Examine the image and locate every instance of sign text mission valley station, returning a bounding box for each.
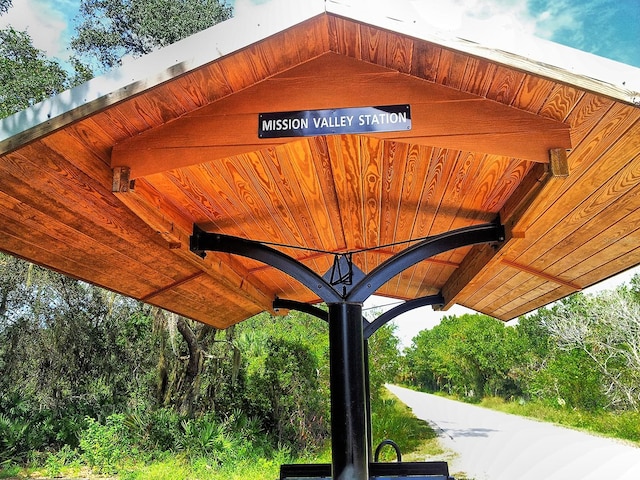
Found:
[258,105,411,138]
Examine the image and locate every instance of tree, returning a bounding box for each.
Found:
[404,313,521,399]
[0,254,159,453]
[240,311,330,450]
[0,0,11,15]
[72,0,233,71]
[542,290,640,410]
[0,28,70,118]
[368,324,401,399]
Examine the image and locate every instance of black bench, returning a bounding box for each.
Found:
[280,461,454,479]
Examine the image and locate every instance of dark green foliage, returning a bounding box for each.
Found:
[72,0,233,71]
[0,0,11,15]
[368,324,401,399]
[240,312,330,451]
[0,254,338,469]
[0,28,70,118]
[526,348,607,410]
[403,275,640,414]
[403,314,521,400]
[246,337,326,449]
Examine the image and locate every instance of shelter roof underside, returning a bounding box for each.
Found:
[1,9,639,327]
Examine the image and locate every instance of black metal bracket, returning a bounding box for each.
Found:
[328,253,354,286]
[189,220,504,305]
[346,220,504,303]
[273,294,445,340]
[273,298,329,322]
[363,294,444,339]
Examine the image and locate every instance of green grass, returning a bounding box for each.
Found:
[478,396,640,445]
[0,393,450,479]
[371,392,445,462]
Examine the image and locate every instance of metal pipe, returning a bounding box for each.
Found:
[328,302,369,480]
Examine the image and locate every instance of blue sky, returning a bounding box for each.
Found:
[1,0,639,69]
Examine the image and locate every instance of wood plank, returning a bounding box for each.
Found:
[409,40,441,82]
[464,115,640,316]
[268,143,336,250]
[486,65,526,105]
[165,63,233,111]
[241,150,309,247]
[436,49,469,90]
[148,273,264,328]
[440,156,562,309]
[114,183,274,309]
[572,245,640,292]
[512,75,558,114]
[383,30,414,74]
[287,15,331,62]
[538,84,584,122]
[381,140,417,296]
[460,57,497,97]
[541,166,640,282]
[327,15,361,59]
[492,282,575,320]
[0,184,199,301]
[409,147,459,240]
[359,24,387,66]
[0,148,184,276]
[394,144,436,297]
[378,141,410,249]
[193,159,285,242]
[360,136,384,273]
[0,207,165,299]
[326,135,366,250]
[308,137,348,251]
[511,107,640,269]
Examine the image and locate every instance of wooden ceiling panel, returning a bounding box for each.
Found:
[1,5,639,326]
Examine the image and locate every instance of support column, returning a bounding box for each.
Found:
[328,302,369,480]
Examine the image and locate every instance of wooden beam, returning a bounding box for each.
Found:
[549,147,570,177]
[113,179,275,310]
[439,149,570,310]
[112,166,133,193]
[500,259,582,290]
[111,55,571,177]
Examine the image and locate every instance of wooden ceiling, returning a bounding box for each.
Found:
[1,1,639,328]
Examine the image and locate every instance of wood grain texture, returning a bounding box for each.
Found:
[2,11,640,326]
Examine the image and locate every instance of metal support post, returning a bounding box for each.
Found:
[190,219,505,480]
[328,302,369,480]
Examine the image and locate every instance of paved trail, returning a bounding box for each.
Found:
[386,385,640,480]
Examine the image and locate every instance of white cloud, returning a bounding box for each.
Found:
[0,0,72,60]
[410,0,539,50]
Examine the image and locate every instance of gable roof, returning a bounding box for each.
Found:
[1,0,639,327]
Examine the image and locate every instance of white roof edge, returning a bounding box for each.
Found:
[327,0,640,106]
[0,0,326,152]
[2,0,639,153]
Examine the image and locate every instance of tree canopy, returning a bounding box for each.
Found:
[0,27,70,118]
[72,0,233,71]
[403,277,640,412]
[0,0,11,15]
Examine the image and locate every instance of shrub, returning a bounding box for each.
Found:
[44,444,80,477]
[79,414,132,473]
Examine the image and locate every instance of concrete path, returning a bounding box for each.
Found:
[386,385,640,480]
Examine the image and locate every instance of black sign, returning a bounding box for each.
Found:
[258,104,411,138]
